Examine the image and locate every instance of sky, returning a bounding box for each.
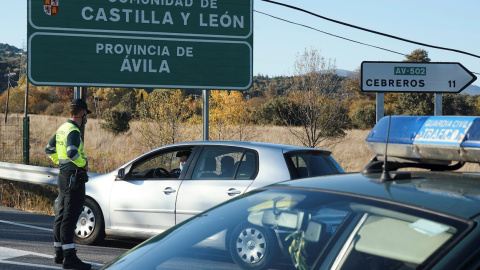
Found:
[2,0,480,87]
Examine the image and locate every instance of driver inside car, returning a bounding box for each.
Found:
[177,151,191,171]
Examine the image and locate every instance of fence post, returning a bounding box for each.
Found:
[23,116,30,165]
[23,81,30,165]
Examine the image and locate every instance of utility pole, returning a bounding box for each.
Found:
[4,71,10,124]
[21,42,30,164]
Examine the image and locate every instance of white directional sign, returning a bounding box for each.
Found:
[361,62,477,93]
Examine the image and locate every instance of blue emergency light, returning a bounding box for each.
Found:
[366,116,480,164]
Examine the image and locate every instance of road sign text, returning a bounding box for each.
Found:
[394,67,426,76]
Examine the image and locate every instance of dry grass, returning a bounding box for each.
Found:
[21,114,480,174]
[329,130,373,172]
[27,115,374,173]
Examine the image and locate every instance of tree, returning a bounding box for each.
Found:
[210,90,253,141]
[55,87,74,104]
[282,48,349,148]
[137,89,196,148]
[442,94,475,115]
[394,49,434,115]
[101,109,132,134]
[404,49,431,63]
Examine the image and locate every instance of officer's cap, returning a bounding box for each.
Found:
[70,99,92,114]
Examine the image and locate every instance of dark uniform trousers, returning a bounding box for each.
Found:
[54,170,86,246]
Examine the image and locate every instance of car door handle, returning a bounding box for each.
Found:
[163,187,176,195]
[227,188,241,196]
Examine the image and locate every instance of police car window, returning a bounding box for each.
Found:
[244,195,462,270]
[331,205,458,270]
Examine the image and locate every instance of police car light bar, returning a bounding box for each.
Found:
[366,116,480,164]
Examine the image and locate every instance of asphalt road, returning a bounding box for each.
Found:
[0,206,143,270]
[0,206,296,269]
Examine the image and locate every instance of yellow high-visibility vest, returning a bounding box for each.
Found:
[55,122,87,168]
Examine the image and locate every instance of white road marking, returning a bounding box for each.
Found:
[0,221,104,268]
[0,246,52,260]
[0,246,59,269]
[0,260,62,269]
[0,219,52,232]
[0,247,103,268]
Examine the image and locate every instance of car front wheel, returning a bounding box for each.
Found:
[73,197,106,245]
[229,222,277,270]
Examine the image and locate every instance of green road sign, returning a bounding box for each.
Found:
[28,0,253,89]
[30,0,252,39]
[29,33,252,89]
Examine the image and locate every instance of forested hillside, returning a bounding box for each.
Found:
[0,43,24,92]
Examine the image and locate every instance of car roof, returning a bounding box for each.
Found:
[272,171,480,220]
[156,141,332,154]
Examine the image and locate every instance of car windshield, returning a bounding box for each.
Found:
[102,188,467,270]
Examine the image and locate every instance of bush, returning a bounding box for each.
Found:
[256,97,290,125]
[44,103,67,116]
[31,100,51,114]
[101,108,132,134]
[351,105,376,129]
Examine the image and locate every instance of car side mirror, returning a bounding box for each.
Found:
[117,168,125,180]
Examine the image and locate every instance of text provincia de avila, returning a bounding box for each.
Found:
[81,0,247,74]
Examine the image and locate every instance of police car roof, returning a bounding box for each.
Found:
[272,171,480,220]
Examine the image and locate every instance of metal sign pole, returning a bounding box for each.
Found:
[203,90,209,141]
[434,93,442,116]
[376,92,385,123]
[74,87,87,141]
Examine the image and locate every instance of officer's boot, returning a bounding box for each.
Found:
[54,247,63,264]
[62,248,91,270]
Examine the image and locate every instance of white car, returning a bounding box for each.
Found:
[50,142,341,244]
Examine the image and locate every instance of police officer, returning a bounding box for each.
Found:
[45,99,91,270]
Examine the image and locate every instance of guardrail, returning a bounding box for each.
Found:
[0,162,58,187]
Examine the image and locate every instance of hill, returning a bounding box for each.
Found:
[0,43,24,92]
[461,84,480,95]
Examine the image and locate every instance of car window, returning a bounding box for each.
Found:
[103,189,467,270]
[192,146,257,180]
[285,151,343,179]
[129,148,193,179]
[329,206,457,270]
